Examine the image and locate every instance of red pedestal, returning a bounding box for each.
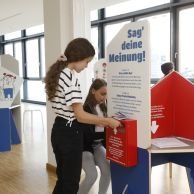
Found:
[106,119,137,167]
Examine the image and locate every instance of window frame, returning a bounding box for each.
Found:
[91,0,194,83]
[0,29,45,104]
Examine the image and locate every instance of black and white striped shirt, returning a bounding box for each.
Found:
[51,68,83,121]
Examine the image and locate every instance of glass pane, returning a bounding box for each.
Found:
[14,42,23,77]
[4,43,13,56]
[26,24,44,36]
[91,27,98,61]
[179,7,194,78]
[40,38,45,77]
[90,10,98,21]
[4,31,21,40]
[105,21,131,47]
[106,0,170,17]
[20,83,24,99]
[26,39,40,77]
[90,27,99,79]
[138,13,170,78]
[26,80,46,102]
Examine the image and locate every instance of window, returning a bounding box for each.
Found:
[26,24,44,36]
[179,6,194,78]
[4,31,21,40]
[92,0,194,83]
[138,12,170,78]
[14,42,23,77]
[106,0,170,17]
[40,37,45,77]
[90,10,98,21]
[25,37,46,102]
[4,43,13,56]
[26,39,40,78]
[105,21,131,47]
[26,80,46,102]
[1,25,46,103]
[90,27,99,79]
[91,27,99,61]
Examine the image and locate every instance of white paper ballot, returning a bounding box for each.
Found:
[113,112,131,120]
[152,137,190,148]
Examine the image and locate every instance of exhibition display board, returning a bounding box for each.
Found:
[93,58,107,80]
[0,54,22,152]
[107,20,151,149]
[151,71,194,194]
[151,71,194,140]
[106,20,194,194]
[106,20,151,194]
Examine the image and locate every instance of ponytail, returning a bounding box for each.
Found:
[44,60,67,101]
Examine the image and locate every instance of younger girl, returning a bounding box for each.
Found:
[44,38,120,194]
[78,78,111,194]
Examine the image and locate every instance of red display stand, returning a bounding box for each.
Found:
[151,71,194,140]
[109,71,194,194]
[150,71,194,194]
[106,119,137,167]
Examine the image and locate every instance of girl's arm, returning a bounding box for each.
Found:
[72,103,120,129]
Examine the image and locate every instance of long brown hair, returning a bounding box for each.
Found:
[84,79,107,117]
[44,38,95,101]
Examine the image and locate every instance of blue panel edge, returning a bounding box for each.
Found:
[110,147,150,194]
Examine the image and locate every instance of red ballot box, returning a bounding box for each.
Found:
[106,119,137,167]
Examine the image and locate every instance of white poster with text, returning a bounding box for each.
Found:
[107,21,151,149]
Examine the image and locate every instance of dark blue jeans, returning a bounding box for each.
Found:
[51,116,83,194]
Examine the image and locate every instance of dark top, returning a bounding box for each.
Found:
[82,103,106,153]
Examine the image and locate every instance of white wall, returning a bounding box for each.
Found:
[0,0,43,35]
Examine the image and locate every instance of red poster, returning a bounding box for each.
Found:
[106,119,137,167]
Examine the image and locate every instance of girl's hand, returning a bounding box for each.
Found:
[107,117,121,129]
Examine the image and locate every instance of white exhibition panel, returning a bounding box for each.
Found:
[0,66,22,108]
[93,58,107,80]
[0,55,23,108]
[106,20,151,149]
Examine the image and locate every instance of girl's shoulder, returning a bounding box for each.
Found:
[60,68,77,85]
[61,68,73,78]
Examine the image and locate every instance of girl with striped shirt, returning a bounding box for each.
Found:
[44,38,120,194]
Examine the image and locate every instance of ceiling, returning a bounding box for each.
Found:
[0,0,129,35]
[0,0,43,35]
